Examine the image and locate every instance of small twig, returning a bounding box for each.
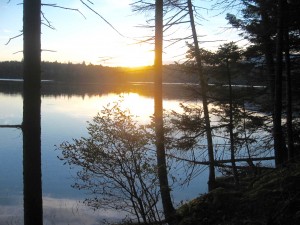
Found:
[13,50,23,54]
[5,33,23,45]
[41,11,55,30]
[98,56,114,63]
[42,49,57,52]
[13,49,57,55]
[42,22,55,30]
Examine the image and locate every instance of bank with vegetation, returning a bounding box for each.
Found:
[177,161,300,225]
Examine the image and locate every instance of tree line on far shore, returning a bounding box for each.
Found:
[0,60,268,85]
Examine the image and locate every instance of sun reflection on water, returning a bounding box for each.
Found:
[45,92,184,124]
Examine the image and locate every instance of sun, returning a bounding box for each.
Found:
[116,44,154,67]
[119,54,153,67]
[93,42,154,67]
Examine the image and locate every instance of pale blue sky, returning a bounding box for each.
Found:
[0,0,242,67]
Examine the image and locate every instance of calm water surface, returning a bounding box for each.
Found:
[0,83,208,224]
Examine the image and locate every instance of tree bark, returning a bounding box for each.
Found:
[273,0,286,167]
[259,1,276,100]
[226,60,239,185]
[154,1,177,224]
[284,1,295,160]
[23,0,43,224]
[187,0,216,191]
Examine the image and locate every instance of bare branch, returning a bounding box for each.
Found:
[164,35,192,49]
[132,36,154,45]
[42,49,57,53]
[41,22,55,30]
[167,154,275,167]
[131,0,155,13]
[13,50,23,54]
[41,11,55,30]
[211,0,243,15]
[41,3,86,19]
[12,49,57,55]
[0,124,22,129]
[80,0,125,37]
[5,33,22,45]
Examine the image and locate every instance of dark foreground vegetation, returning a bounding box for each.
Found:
[177,161,300,225]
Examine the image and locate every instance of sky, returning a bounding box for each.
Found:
[0,0,242,67]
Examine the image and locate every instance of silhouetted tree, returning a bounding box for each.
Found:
[23,0,43,225]
[225,0,300,166]
[187,0,216,191]
[154,1,178,224]
[226,0,277,99]
[273,0,286,166]
[215,42,242,185]
[283,1,295,161]
[59,100,162,224]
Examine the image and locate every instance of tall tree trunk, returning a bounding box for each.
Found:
[260,1,275,100]
[187,0,216,191]
[23,0,43,225]
[154,1,177,224]
[273,0,286,167]
[284,1,295,160]
[226,60,239,185]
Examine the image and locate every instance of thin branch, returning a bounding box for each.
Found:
[5,33,23,45]
[131,0,155,13]
[41,3,86,19]
[42,49,57,52]
[41,22,55,30]
[0,124,22,129]
[164,36,191,49]
[13,50,23,54]
[13,49,57,54]
[134,37,154,45]
[80,0,125,37]
[167,154,275,167]
[41,11,55,30]
[98,56,114,63]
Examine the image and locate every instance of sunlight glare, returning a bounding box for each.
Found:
[115,44,154,67]
[44,92,187,125]
[48,93,154,123]
[119,93,154,121]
